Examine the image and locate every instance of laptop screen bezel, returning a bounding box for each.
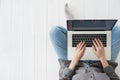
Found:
[67,19,118,31]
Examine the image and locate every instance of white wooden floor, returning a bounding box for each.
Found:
[0,0,47,80]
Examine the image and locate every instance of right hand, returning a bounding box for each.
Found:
[92,38,106,59]
[92,38,109,68]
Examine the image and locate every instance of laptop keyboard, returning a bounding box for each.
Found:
[72,34,106,47]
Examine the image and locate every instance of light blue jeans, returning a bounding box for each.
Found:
[50,25,120,62]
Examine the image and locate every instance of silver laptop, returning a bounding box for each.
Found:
[67,20,117,60]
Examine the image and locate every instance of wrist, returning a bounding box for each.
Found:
[99,57,109,68]
[69,60,78,70]
[99,56,106,61]
[69,56,80,70]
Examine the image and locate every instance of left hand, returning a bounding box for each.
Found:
[74,41,86,60]
[69,41,86,70]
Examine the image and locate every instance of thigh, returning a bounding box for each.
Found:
[50,26,67,60]
[111,25,120,61]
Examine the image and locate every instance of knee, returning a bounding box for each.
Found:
[49,26,65,38]
[113,25,120,32]
[112,25,120,36]
[112,25,120,42]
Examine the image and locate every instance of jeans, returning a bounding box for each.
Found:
[49,25,120,62]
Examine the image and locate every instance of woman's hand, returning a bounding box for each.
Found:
[75,41,86,59]
[92,38,105,59]
[69,41,86,70]
[92,38,109,68]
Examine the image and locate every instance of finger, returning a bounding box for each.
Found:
[92,40,98,49]
[78,41,84,50]
[78,41,83,47]
[76,41,82,49]
[82,43,86,51]
[80,43,86,53]
[94,38,100,47]
[98,39,103,47]
[79,41,85,49]
[97,38,102,47]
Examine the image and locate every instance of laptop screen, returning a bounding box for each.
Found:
[67,20,117,31]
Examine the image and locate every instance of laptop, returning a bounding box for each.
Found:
[67,19,117,60]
